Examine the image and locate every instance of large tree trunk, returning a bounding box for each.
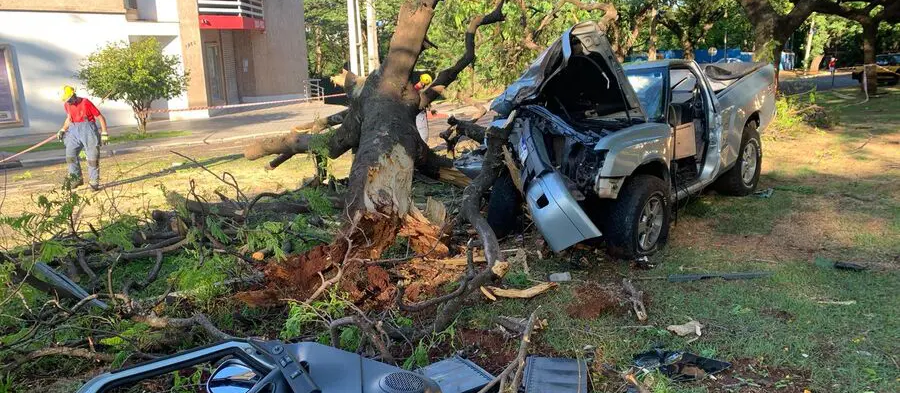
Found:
[861,18,878,95]
[681,36,695,60]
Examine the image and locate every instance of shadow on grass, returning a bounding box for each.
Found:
[102,153,243,189]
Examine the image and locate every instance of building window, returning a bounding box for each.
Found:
[0,45,24,129]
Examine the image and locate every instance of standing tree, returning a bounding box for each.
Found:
[243,0,622,333]
[735,0,845,74]
[814,0,900,95]
[78,38,188,134]
[658,0,727,60]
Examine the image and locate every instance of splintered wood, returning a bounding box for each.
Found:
[438,167,471,187]
[398,207,449,258]
[482,282,558,300]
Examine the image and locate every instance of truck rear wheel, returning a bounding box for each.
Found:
[600,175,671,259]
[714,120,761,196]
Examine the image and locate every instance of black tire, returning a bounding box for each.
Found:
[486,173,523,239]
[714,120,762,196]
[599,175,671,259]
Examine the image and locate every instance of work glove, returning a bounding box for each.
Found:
[100,132,109,146]
[57,128,66,142]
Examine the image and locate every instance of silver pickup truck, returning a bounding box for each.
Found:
[484,21,776,258]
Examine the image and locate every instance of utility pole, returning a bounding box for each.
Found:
[346,0,359,74]
[366,0,379,71]
[355,0,366,76]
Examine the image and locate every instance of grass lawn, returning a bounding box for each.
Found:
[1,86,896,393]
[0,130,192,154]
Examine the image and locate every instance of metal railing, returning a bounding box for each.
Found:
[197,0,264,19]
[308,79,325,102]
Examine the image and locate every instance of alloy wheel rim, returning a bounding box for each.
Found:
[638,195,664,251]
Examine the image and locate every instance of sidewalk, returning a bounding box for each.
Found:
[0,102,345,168]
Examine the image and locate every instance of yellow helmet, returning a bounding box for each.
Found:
[419,73,433,85]
[59,85,76,102]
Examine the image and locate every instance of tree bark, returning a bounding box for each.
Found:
[648,7,658,60]
[314,25,324,75]
[803,15,816,71]
[861,18,878,95]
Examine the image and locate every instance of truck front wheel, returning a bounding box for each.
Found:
[714,120,762,196]
[600,175,671,259]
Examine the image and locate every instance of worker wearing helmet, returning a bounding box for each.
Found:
[58,85,108,190]
[413,73,433,141]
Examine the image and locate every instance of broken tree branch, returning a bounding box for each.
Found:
[477,308,539,393]
[133,313,233,341]
[6,347,114,371]
[622,279,647,322]
[420,0,508,109]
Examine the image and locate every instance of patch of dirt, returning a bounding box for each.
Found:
[455,329,517,374]
[566,284,623,320]
[706,358,812,392]
[235,244,336,306]
[761,307,795,322]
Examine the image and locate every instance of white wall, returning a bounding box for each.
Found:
[137,0,179,22]
[0,11,184,136]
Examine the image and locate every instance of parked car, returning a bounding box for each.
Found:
[715,57,743,64]
[851,53,900,85]
[482,21,776,258]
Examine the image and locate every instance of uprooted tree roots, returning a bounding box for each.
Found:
[240,0,514,337]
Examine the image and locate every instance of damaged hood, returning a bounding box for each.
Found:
[491,21,645,121]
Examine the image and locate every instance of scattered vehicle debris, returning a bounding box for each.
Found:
[79,339,442,392]
[816,300,857,305]
[668,271,773,282]
[548,272,572,282]
[833,262,868,271]
[522,357,588,393]
[417,355,494,393]
[754,187,775,198]
[633,348,731,382]
[667,319,704,338]
[478,21,775,258]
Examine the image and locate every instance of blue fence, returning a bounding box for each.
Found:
[625,48,754,64]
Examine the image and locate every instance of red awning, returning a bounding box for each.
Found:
[199,15,265,30]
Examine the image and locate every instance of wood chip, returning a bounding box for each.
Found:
[480,286,497,301]
[492,261,510,278]
[485,282,558,299]
[423,197,447,227]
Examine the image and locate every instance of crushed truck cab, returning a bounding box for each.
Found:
[483,21,776,257]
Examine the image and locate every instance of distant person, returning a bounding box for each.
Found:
[828,56,837,74]
[413,73,433,142]
[58,85,108,190]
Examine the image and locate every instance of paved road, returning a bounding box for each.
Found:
[780,72,857,94]
[0,102,346,167]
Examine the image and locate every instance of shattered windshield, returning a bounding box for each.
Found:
[625,68,666,121]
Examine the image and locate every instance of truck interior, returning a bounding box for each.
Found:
[667,66,711,187]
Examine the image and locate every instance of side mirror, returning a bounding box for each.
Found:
[207,359,262,393]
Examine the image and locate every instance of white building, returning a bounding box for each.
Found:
[0,0,310,137]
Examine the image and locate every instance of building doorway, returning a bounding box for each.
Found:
[204,42,225,105]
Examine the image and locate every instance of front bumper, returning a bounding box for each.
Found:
[515,117,601,252]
